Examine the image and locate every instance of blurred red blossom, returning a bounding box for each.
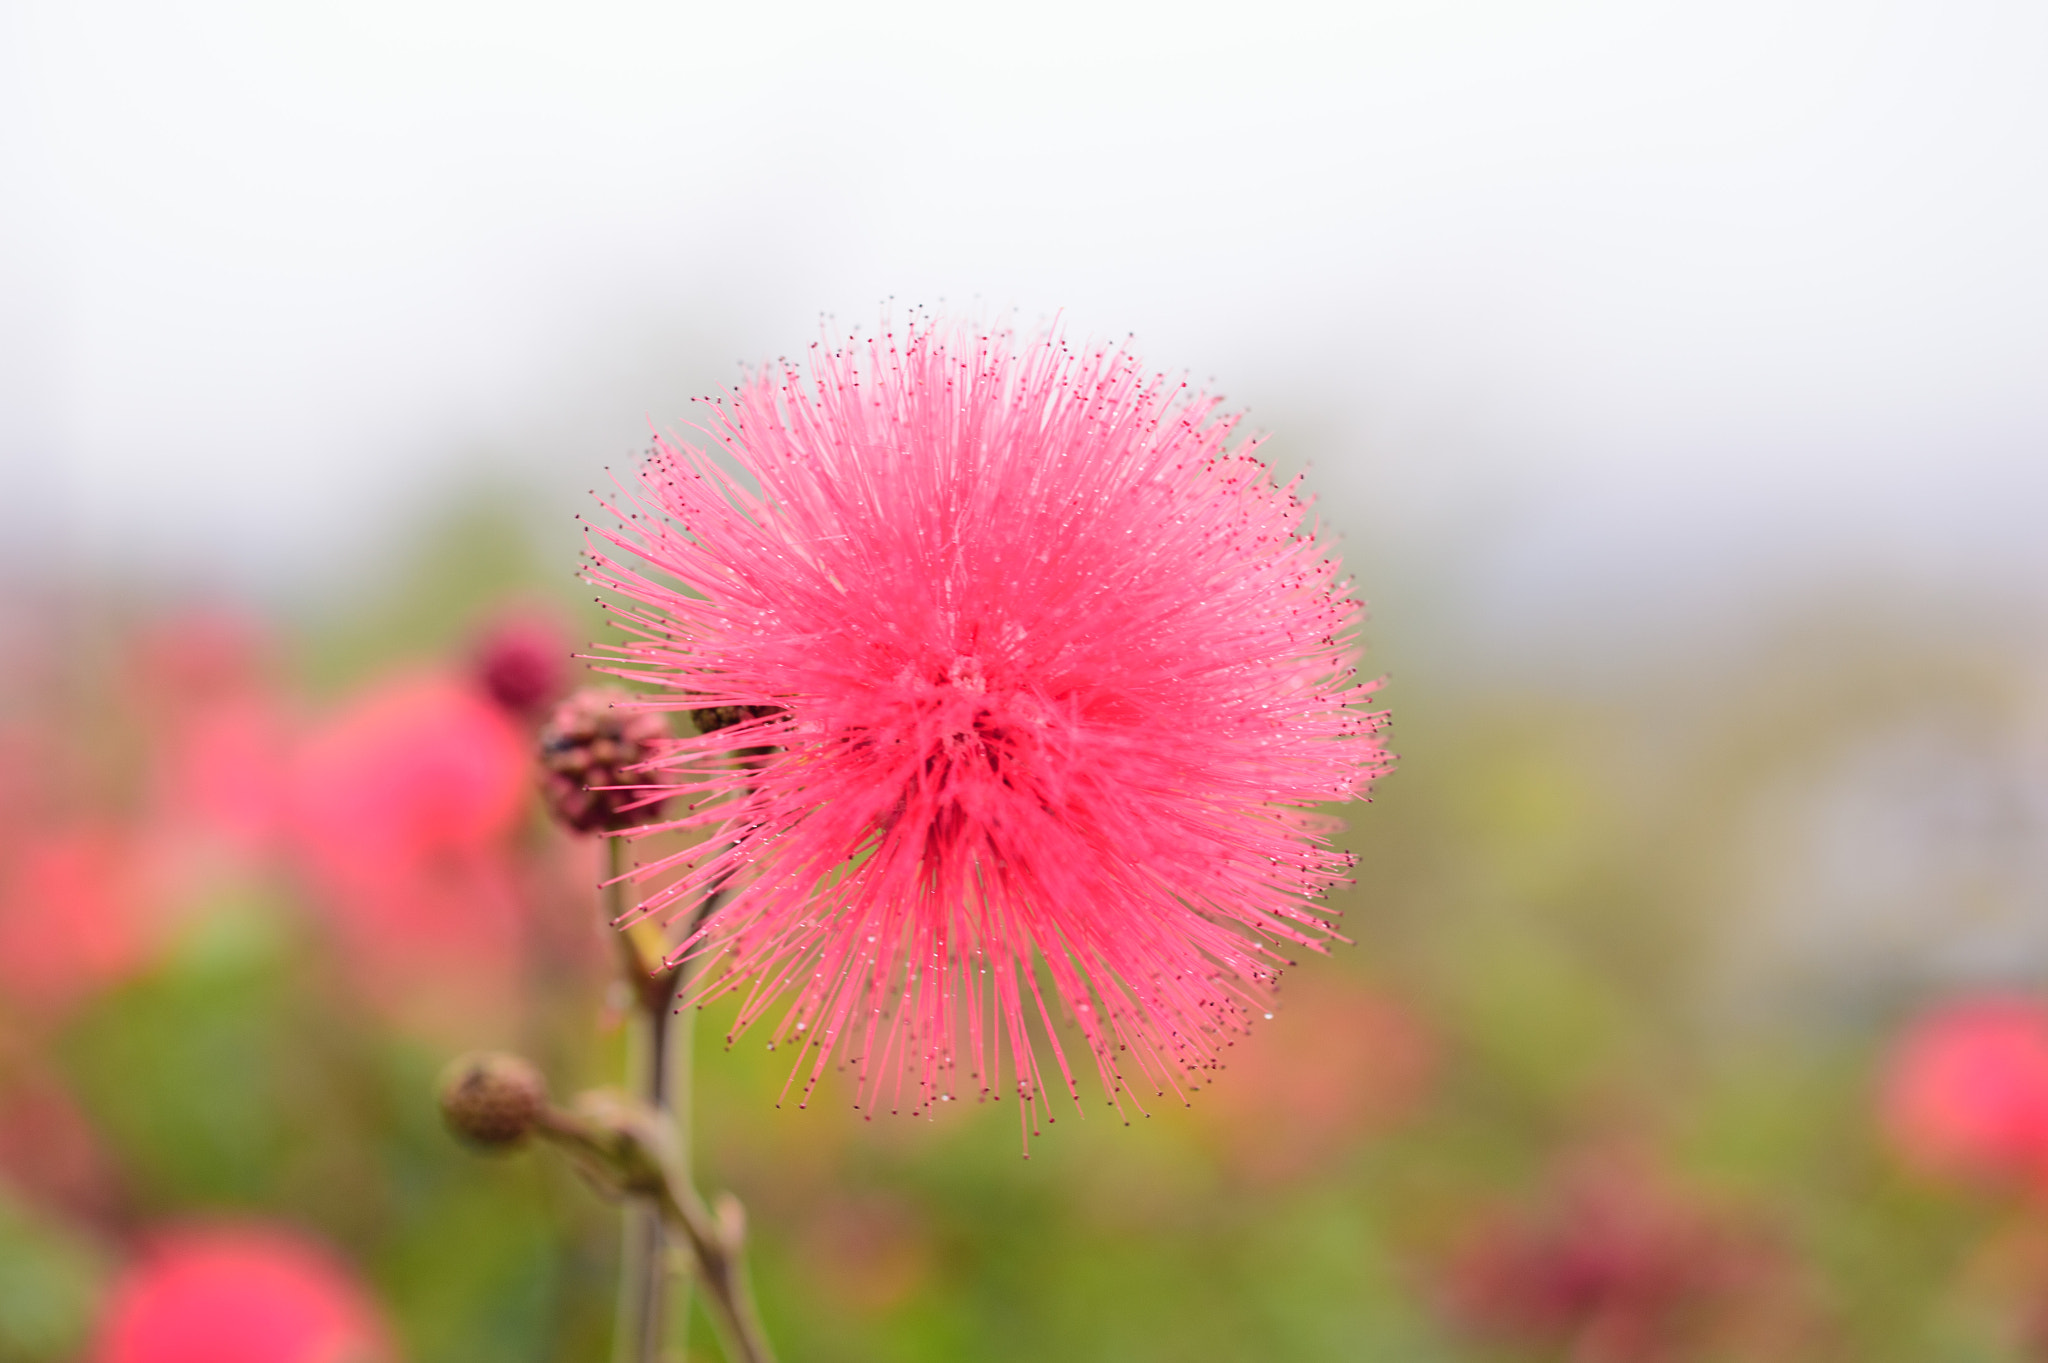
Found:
[1439,1151,1825,1363]
[124,611,270,711]
[125,609,297,872]
[1197,973,1434,1181]
[0,724,47,833]
[288,673,532,1033]
[146,692,295,867]
[471,606,574,720]
[0,1050,122,1222]
[0,826,158,1020]
[1882,995,2048,1195]
[92,1223,394,1363]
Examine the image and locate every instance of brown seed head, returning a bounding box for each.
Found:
[439,1051,549,1149]
[537,688,671,833]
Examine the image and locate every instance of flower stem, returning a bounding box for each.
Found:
[539,1092,778,1363]
[606,838,750,1362]
[666,980,698,1355]
[607,835,672,1363]
[663,887,728,1358]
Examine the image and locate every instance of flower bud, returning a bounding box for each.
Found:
[691,704,780,736]
[693,703,782,770]
[438,1051,549,1148]
[473,610,572,718]
[537,688,670,833]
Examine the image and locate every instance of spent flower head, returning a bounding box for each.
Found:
[587,317,1389,1141]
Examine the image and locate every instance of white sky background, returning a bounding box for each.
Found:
[3,0,2045,658]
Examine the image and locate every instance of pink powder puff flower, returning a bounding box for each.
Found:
[288,673,531,1033]
[92,1224,394,1363]
[1882,995,2048,1194]
[588,319,1389,1142]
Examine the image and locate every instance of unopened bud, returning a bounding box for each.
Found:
[691,704,780,736]
[474,611,572,718]
[537,688,671,833]
[439,1052,549,1149]
[693,703,783,770]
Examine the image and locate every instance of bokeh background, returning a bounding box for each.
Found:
[4,1,2048,1359]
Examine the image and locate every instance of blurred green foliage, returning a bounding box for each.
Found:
[6,493,2047,1361]
[0,1193,104,1362]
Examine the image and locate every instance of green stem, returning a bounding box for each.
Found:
[667,978,698,1357]
[607,836,671,1363]
[539,1095,778,1363]
[604,836,753,1363]
[663,878,738,1359]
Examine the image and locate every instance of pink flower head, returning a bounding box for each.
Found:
[589,319,1388,1142]
[289,673,531,1030]
[1882,995,2048,1193]
[93,1224,393,1363]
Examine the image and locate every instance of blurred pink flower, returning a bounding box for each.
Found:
[0,611,289,1021]
[0,826,155,1019]
[471,606,574,720]
[289,673,531,1031]
[148,694,294,863]
[1198,974,1434,1181]
[1441,1153,1819,1363]
[1882,995,2048,1194]
[591,319,1388,1140]
[124,611,270,713]
[0,724,47,834]
[92,1224,394,1363]
[127,609,295,867]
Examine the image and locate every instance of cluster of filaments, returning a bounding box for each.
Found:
[587,320,1389,1147]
